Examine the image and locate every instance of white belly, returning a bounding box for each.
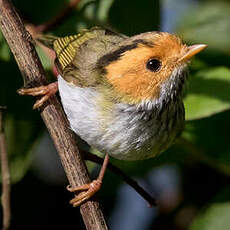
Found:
[58,76,184,160]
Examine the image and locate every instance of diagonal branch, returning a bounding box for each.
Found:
[0,0,108,230]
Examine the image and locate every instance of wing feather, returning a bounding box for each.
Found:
[38,27,127,87]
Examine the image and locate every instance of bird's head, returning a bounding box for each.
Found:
[98,32,207,105]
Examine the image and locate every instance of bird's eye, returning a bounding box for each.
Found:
[146,59,161,72]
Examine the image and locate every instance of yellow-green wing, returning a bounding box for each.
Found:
[53,28,103,71]
[38,27,127,87]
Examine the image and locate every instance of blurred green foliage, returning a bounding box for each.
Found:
[189,202,230,230]
[0,0,230,229]
[184,67,230,120]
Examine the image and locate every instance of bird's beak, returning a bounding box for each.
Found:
[179,44,207,63]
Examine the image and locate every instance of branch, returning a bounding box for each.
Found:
[25,0,82,78]
[0,106,11,230]
[36,0,81,33]
[0,1,108,229]
[84,151,157,207]
[26,0,82,66]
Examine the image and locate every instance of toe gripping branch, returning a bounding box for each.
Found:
[67,154,110,207]
[18,81,58,109]
[67,180,102,207]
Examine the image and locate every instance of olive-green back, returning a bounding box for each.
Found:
[51,28,127,87]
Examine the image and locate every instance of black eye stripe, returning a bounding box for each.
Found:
[146,59,161,72]
[97,39,155,73]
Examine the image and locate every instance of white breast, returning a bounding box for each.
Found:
[58,76,184,160]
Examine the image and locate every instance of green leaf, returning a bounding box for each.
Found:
[184,67,230,120]
[189,203,230,230]
[97,0,114,22]
[35,46,52,70]
[0,32,11,61]
[4,114,43,183]
[0,59,44,183]
[177,2,230,54]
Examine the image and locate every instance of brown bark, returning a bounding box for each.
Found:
[0,0,108,229]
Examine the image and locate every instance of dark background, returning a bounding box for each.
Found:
[1,0,230,229]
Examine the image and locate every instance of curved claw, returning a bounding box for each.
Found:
[33,94,49,109]
[67,180,102,207]
[18,82,58,109]
[67,154,109,207]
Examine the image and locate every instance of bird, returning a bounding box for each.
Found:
[19,27,207,207]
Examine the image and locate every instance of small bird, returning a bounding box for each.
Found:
[19,27,206,206]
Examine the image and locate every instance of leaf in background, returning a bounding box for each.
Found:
[0,57,44,183]
[96,0,114,22]
[4,114,43,183]
[184,67,230,120]
[51,1,98,36]
[0,32,11,61]
[78,0,114,23]
[177,2,230,54]
[35,46,52,70]
[189,203,230,230]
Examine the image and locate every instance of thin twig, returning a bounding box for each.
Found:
[26,0,82,65]
[25,0,82,78]
[36,0,81,33]
[0,106,11,230]
[0,1,108,229]
[84,151,157,207]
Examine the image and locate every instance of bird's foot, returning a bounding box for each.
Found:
[67,179,102,207]
[18,81,58,109]
[67,154,109,207]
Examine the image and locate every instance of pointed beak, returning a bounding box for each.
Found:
[178,44,207,63]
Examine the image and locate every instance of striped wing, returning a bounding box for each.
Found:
[51,27,127,86]
[53,29,98,71]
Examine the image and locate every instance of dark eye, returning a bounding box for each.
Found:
[146,59,161,72]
